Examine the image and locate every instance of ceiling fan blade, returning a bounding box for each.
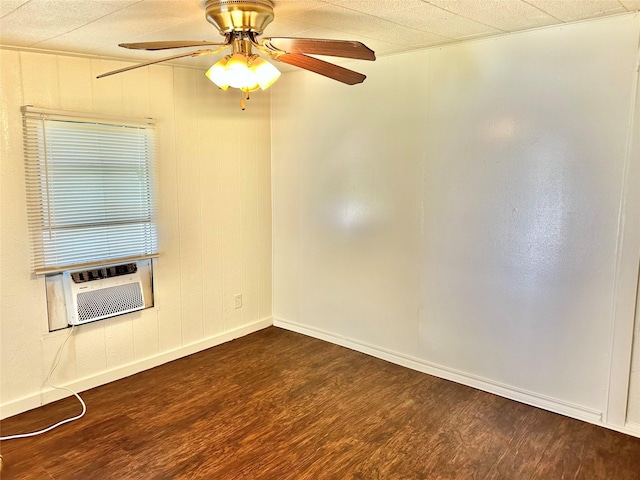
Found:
[96,49,218,79]
[119,40,227,51]
[263,37,375,61]
[276,53,366,85]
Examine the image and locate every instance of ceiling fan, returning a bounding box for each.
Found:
[98,0,376,107]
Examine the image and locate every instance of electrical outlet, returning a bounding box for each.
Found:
[234,294,242,309]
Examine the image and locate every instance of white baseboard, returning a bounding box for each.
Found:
[6,316,638,439]
[274,318,640,439]
[0,317,273,420]
[626,421,640,434]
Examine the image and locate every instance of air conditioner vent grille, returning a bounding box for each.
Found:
[71,263,138,284]
[77,282,144,322]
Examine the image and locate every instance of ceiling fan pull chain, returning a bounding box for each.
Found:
[238,89,251,110]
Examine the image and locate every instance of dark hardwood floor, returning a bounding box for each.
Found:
[1,327,639,479]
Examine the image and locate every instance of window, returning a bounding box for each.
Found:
[22,106,159,274]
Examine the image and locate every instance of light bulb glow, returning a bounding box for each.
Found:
[205,57,229,90]
[249,56,281,90]
[225,54,254,89]
[205,54,280,93]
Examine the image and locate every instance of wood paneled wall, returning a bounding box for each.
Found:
[0,49,272,417]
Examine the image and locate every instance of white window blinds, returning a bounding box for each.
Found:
[22,106,159,274]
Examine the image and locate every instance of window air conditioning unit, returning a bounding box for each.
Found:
[62,262,145,326]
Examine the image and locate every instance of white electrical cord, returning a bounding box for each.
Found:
[0,325,86,441]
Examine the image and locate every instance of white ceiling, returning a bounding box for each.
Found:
[1,0,640,72]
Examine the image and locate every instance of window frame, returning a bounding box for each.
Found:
[22,106,159,275]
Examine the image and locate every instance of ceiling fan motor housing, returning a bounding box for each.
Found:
[205,0,275,35]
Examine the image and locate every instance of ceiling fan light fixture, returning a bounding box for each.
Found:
[225,53,258,89]
[206,53,280,92]
[205,57,230,90]
[249,55,281,90]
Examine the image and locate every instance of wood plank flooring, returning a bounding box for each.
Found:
[1,327,639,479]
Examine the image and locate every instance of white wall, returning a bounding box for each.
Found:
[627,93,640,427]
[272,13,640,432]
[0,49,272,418]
